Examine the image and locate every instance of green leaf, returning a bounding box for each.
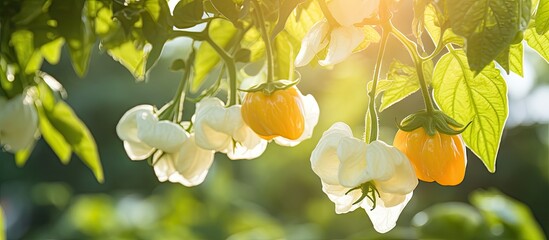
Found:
[242,27,265,62]
[49,0,95,77]
[37,83,72,164]
[446,0,530,72]
[11,0,49,25]
[374,60,433,112]
[432,50,508,173]
[536,0,549,34]
[271,0,307,38]
[15,141,35,167]
[283,1,323,41]
[10,30,43,74]
[354,26,380,53]
[210,0,240,24]
[40,37,64,65]
[423,4,464,46]
[107,42,148,81]
[471,189,545,240]
[274,32,299,80]
[173,0,204,29]
[0,206,5,240]
[45,101,104,183]
[192,19,237,91]
[509,43,524,77]
[525,26,549,62]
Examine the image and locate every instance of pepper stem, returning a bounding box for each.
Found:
[365,1,391,144]
[389,25,436,114]
[252,0,275,84]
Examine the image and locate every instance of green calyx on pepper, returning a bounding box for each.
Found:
[397,110,471,136]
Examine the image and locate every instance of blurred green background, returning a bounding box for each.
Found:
[1,28,549,240]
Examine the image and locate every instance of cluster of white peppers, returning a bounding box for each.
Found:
[0,0,418,233]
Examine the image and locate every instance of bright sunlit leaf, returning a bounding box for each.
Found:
[192,19,237,91]
[525,26,549,63]
[0,206,5,240]
[536,0,549,34]
[432,50,508,173]
[368,60,432,112]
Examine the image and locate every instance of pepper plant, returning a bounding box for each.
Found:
[1,0,548,234]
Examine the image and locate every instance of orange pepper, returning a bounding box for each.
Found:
[241,87,305,140]
[393,128,466,186]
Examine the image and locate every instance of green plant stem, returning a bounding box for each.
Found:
[170,30,207,41]
[366,28,390,143]
[317,0,339,27]
[390,26,436,114]
[172,63,190,122]
[252,0,275,84]
[206,37,237,106]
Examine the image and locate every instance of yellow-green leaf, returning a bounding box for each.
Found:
[369,60,433,112]
[45,101,104,182]
[432,50,508,173]
[40,38,64,65]
[509,43,524,77]
[423,4,464,47]
[107,42,147,81]
[525,26,549,63]
[536,0,549,34]
[0,206,5,240]
[275,32,300,81]
[192,19,237,91]
[10,30,43,74]
[354,26,380,53]
[15,142,35,167]
[37,83,72,163]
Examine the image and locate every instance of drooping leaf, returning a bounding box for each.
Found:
[432,50,508,173]
[271,0,307,38]
[10,0,49,25]
[525,26,549,62]
[496,42,524,76]
[37,82,72,164]
[173,0,204,29]
[536,0,549,34]
[192,19,237,91]
[40,37,64,65]
[210,0,240,24]
[283,1,323,41]
[446,0,530,72]
[0,206,4,240]
[107,42,148,81]
[495,46,511,74]
[49,0,95,77]
[142,0,172,74]
[423,4,464,47]
[15,141,35,167]
[509,43,524,77]
[45,101,104,183]
[10,30,43,74]
[353,26,381,53]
